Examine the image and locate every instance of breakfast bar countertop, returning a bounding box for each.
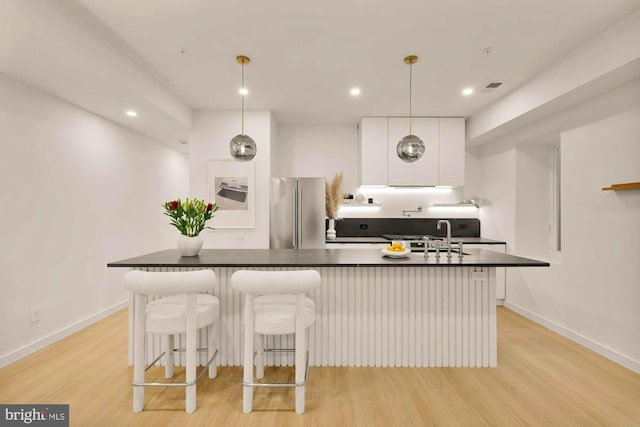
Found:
[107,248,548,268]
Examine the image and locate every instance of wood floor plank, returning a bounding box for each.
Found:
[0,307,639,426]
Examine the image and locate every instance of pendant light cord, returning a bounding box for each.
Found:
[241,61,245,135]
[409,61,413,135]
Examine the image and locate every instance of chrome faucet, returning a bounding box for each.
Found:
[437,220,452,258]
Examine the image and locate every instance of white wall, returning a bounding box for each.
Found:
[472,78,640,373]
[276,124,477,220]
[189,109,272,249]
[274,125,359,188]
[515,144,555,258]
[466,146,517,243]
[0,74,189,367]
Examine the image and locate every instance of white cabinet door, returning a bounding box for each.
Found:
[388,117,441,186]
[412,118,440,186]
[387,117,414,186]
[439,118,465,187]
[358,117,388,186]
[360,116,465,187]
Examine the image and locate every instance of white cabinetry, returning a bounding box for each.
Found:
[387,117,439,186]
[358,117,465,187]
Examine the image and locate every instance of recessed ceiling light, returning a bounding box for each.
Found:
[126,110,138,117]
[350,88,361,96]
[462,88,474,96]
[238,87,249,95]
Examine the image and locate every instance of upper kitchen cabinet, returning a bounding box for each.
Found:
[358,117,466,187]
[358,117,388,186]
[438,117,465,187]
[387,117,439,186]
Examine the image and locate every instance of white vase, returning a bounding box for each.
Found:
[326,218,336,240]
[177,235,203,257]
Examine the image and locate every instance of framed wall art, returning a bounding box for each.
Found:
[206,159,255,228]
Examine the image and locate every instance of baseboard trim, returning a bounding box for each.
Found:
[504,301,640,374]
[0,300,128,369]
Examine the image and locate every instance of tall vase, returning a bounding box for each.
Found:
[177,235,203,257]
[326,218,336,240]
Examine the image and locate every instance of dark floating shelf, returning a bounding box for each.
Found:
[602,182,640,191]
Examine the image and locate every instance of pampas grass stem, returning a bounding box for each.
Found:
[325,172,343,219]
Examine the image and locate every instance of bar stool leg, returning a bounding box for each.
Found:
[185,295,197,414]
[164,334,174,378]
[255,333,265,379]
[295,295,306,415]
[208,321,217,379]
[133,294,146,413]
[243,295,255,414]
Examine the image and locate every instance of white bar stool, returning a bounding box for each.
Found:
[231,269,321,415]
[123,269,219,413]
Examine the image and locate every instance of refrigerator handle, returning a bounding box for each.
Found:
[292,187,298,248]
[298,187,303,246]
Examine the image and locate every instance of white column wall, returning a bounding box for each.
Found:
[472,78,640,373]
[0,74,189,367]
[559,101,639,365]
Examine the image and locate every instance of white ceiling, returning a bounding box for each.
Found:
[75,0,640,125]
[1,0,639,150]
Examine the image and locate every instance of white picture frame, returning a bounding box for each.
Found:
[206,159,255,229]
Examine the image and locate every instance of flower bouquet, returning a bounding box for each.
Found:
[163,198,218,256]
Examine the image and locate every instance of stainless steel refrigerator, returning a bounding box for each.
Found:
[270,177,326,249]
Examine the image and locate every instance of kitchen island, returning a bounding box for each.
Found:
[109,248,548,368]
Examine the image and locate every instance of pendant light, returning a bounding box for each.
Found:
[396,55,425,163]
[230,55,257,161]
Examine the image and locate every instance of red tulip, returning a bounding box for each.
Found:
[206,203,213,211]
[169,200,179,210]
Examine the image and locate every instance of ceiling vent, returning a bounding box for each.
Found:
[481,82,503,93]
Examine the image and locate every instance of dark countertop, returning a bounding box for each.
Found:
[108,248,547,268]
[326,237,506,245]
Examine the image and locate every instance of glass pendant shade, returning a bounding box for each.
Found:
[397,55,424,163]
[230,134,256,161]
[230,55,256,161]
[396,134,425,162]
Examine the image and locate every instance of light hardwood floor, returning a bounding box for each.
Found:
[1,307,639,426]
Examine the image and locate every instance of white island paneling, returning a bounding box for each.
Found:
[134,266,497,368]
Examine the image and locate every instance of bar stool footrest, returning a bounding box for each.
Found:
[243,350,309,388]
[133,349,218,387]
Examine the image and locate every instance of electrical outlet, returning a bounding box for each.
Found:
[31,307,41,324]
